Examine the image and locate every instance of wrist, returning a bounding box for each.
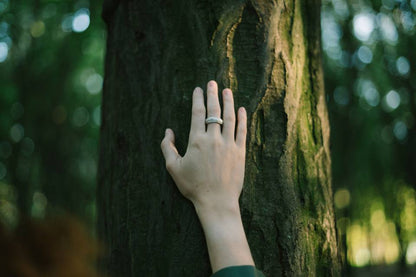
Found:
[193,198,241,225]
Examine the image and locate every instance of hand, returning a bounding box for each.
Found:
[161,80,254,272]
[160,80,247,212]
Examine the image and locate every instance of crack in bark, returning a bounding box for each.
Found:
[210,3,245,89]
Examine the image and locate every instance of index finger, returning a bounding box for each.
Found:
[189,87,206,137]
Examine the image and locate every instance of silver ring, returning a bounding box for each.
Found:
[205,117,223,125]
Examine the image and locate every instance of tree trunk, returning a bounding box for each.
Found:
[97,0,341,276]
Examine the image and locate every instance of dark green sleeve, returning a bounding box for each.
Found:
[210,265,265,277]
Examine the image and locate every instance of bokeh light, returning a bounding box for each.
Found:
[334,188,351,209]
[0,182,18,227]
[363,86,380,107]
[0,42,8,62]
[353,13,375,41]
[406,242,416,264]
[357,46,373,64]
[393,120,407,141]
[378,13,398,44]
[396,56,410,76]
[383,90,401,111]
[85,73,103,94]
[72,9,90,33]
[30,21,45,38]
[61,14,73,32]
[31,191,47,218]
[9,124,24,143]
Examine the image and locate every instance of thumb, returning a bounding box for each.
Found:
[160,128,181,171]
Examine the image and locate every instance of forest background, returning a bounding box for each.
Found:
[0,0,415,275]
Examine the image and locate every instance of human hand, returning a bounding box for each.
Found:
[160,80,247,213]
[161,80,254,272]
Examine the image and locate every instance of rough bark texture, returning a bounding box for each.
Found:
[97,0,341,276]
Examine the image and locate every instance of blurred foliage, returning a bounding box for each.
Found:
[323,0,416,270]
[0,0,104,228]
[0,0,415,271]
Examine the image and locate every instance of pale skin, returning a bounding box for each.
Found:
[160,80,255,273]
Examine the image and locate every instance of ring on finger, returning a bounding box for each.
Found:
[205,117,223,125]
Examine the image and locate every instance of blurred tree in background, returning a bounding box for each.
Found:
[0,0,104,227]
[0,0,415,274]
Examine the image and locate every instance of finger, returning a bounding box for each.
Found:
[222,88,236,141]
[236,107,247,148]
[160,129,181,172]
[189,87,206,138]
[206,80,221,135]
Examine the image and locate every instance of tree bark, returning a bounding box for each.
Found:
[97,0,341,276]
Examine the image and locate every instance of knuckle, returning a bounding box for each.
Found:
[190,140,202,149]
[238,128,247,138]
[208,106,220,115]
[190,134,205,148]
[224,113,235,122]
[193,133,204,141]
[209,137,223,148]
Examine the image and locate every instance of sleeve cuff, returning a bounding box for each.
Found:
[211,265,265,277]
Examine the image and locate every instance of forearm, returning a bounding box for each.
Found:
[195,201,255,273]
